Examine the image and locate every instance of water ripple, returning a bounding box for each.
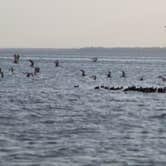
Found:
[1,54,166,165]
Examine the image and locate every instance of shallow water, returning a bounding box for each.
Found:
[0,49,166,165]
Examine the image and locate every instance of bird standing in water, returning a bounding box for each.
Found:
[29,59,34,67]
[13,54,20,64]
[121,70,126,78]
[158,76,166,82]
[90,75,97,80]
[107,71,112,78]
[54,60,59,67]
[34,67,40,75]
[9,67,15,74]
[91,57,98,62]
[80,70,86,77]
[0,68,4,78]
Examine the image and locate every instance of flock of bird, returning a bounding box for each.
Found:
[1,55,166,93]
[94,85,166,93]
[0,55,126,80]
[0,54,59,78]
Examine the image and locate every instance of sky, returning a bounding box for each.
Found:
[0,0,166,48]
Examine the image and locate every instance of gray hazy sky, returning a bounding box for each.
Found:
[0,0,166,48]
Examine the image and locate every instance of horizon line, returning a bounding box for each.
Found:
[1,46,166,49]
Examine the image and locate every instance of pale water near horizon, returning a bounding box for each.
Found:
[0,49,166,165]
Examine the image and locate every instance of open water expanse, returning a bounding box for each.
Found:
[0,48,166,165]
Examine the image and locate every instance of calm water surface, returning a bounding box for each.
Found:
[0,49,166,165]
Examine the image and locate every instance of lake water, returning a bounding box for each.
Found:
[0,48,166,165]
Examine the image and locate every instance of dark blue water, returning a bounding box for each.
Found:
[0,48,166,165]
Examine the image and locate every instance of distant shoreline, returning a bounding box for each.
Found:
[0,47,166,56]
